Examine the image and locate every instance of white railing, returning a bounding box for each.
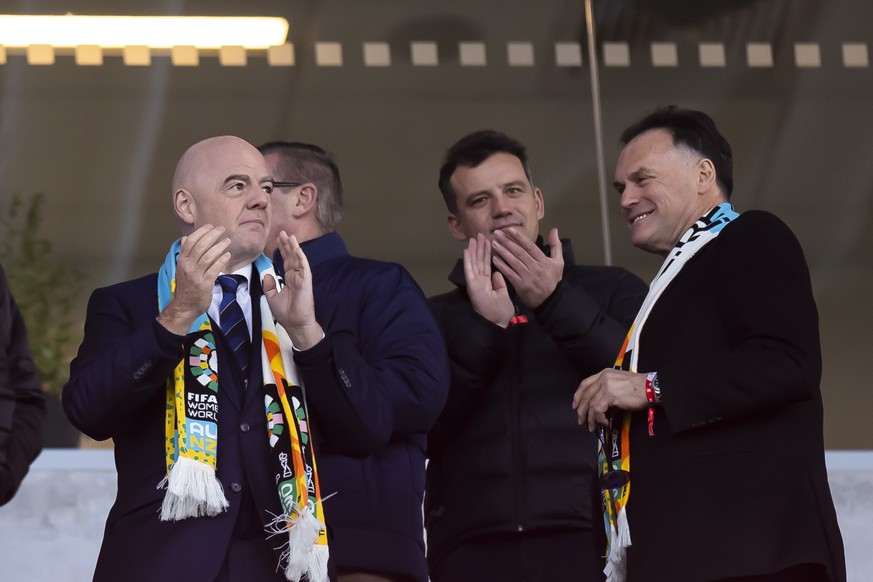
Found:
[0,450,870,582]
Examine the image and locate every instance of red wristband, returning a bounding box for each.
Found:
[508,315,528,326]
[645,373,656,437]
[645,378,656,404]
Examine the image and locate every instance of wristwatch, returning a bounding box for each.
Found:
[646,371,661,403]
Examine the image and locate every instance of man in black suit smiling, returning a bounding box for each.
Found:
[574,107,846,582]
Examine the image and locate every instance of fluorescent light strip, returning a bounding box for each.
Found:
[0,15,288,49]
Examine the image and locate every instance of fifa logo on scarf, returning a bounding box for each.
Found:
[305,465,315,494]
[279,452,293,478]
[611,427,620,458]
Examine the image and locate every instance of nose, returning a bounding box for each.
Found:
[619,185,637,213]
[248,185,269,209]
[491,193,512,217]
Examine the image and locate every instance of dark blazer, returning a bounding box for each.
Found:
[63,272,288,582]
[0,263,45,506]
[625,211,845,582]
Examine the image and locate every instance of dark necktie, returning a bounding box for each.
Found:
[217,274,251,378]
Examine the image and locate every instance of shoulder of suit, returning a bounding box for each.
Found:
[95,272,158,294]
[720,209,795,240]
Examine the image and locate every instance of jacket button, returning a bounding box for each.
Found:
[240,423,250,433]
[231,482,242,493]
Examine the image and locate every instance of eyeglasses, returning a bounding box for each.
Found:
[598,422,630,491]
[272,181,302,189]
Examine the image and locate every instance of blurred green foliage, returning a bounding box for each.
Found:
[0,193,80,396]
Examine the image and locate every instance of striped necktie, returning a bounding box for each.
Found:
[217,274,251,378]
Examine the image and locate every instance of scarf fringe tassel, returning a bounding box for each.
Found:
[157,456,229,521]
[604,506,631,582]
[266,504,329,582]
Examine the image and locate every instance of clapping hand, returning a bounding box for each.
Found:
[263,231,324,350]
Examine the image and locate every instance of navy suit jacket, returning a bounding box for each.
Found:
[274,232,449,581]
[64,271,289,582]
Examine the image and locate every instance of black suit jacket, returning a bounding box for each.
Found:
[623,211,845,582]
[63,272,288,582]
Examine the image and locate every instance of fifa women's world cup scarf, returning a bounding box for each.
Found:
[156,240,329,582]
[599,202,740,582]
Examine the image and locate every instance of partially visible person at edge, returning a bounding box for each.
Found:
[425,130,648,582]
[573,106,846,582]
[64,136,334,582]
[257,140,449,582]
[0,261,45,505]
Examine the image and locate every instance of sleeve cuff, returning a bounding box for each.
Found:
[152,318,186,357]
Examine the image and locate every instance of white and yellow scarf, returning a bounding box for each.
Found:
[156,241,329,582]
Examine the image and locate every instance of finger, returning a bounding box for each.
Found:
[277,231,297,268]
[203,251,232,282]
[588,402,600,432]
[492,235,535,277]
[548,228,562,261]
[501,226,542,252]
[492,253,521,287]
[189,226,228,263]
[575,393,590,427]
[572,380,587,408]
[181,224,218,258]
[198,237,233,271]
[477,234,491,276]
[466,237,480,277]
[464,236,489,283]
[572,373,598,409]
[262,273,277,298]
[463,246,476,285]
[593,409,610,430]
[491,271,506,293]
[495,227,545,262]
[291,237,311,274]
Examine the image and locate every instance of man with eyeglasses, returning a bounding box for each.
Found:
[257,141,449,582]
[573,107,846,582]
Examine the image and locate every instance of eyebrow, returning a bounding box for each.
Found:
[503,179,529,190]
[223,174,252,186]
[614,166,656,191]
[464,180,527,203]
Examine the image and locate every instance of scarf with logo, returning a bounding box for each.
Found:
[156,240,328,581]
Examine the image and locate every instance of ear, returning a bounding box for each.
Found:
[697,158,717,194]
[447,213,467,241]
[533,187,545,220]
[173,188,195,226]
[293,183,318,219]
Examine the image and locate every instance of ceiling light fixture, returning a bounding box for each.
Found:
[0,14,289,49]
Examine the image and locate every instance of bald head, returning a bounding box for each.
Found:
[173,136,260,195]
[172,135,273,270]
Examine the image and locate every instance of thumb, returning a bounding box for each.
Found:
[262,274,278,299]
[548,228,562,260]
[491,271,507,293]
